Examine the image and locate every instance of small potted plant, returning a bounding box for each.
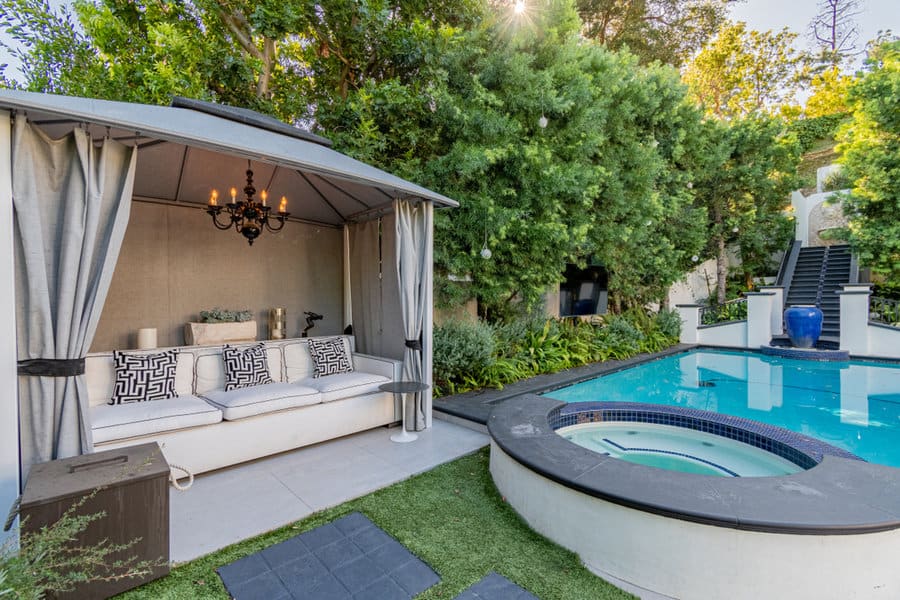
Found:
[185,308,257,345]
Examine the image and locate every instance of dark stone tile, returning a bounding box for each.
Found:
[229,570,291,600]
[291,574,350,600]
[454,572,536,600]
[353,576,410,600]
[389,556,440,596]
[332,556,386,594]
[467,571,518,596]
[349,525,394,553]
[217,553,270,589]
[367,540,416,573]
[299,523,345,551]
[315,537,364,571]
[333,512,375,537]
[261,535,310,569]
[275,554,330,591]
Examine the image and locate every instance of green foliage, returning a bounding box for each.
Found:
[836,41,900,282]
[684,21,809,119]
[789,113,847,152]
[700,298,748,325]
[576,0,731,66]
[655,308,683,340]
[804,67,854,118]
[433,312,679,396]
[199,308,252,323]
[433,320,496,391]
[691,116,801,302]
[1,490,158,598]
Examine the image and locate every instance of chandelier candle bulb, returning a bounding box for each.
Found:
[261,190,267,206]
[209,189,218,206]
[279,197,287,213]
[230,187,237,203]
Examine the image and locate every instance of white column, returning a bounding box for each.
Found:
[0,110,20,546]
[759,286,784,335]
[838,284,871,355]
[676,305,701,344]
[745,292,775,349]
[423,202,434,428]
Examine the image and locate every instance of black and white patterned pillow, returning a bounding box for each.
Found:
[307,337,353,378]
[109,350,178,405]
[223,343,274,391]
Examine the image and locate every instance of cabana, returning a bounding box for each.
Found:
[0,89,458,534]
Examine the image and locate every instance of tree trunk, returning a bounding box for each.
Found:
[716,234,727,304]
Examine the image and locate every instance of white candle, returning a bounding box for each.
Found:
[137,328,158,350]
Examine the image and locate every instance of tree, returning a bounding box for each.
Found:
[804,66,854,117]
[0,0,484,120]
[808,0,862,68]
[683,21,809,119]
[836,41,900,281]
[691,117,800,303]
[576,0,732,66]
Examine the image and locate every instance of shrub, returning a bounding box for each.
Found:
[433,320,495,393]
[789,114,846,152]
[655,308,682,340]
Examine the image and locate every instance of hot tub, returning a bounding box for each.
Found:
[489,395,900,599]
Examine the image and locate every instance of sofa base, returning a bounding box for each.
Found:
[94,391,397,475]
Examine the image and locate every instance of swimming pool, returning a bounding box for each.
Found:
[558,421,802,476]
[544,348,900,467]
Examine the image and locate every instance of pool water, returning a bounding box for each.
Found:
[545,349,900,468]
[559,422,801,476]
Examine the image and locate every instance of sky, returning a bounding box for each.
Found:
[1,0,898,78]
[730,0,899,70]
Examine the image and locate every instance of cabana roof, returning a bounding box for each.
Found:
[0,89,458,226]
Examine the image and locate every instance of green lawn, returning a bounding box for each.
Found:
[120,448,633,599]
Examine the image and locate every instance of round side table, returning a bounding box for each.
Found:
[379,381,429,443]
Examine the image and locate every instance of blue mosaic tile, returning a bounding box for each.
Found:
[551,401,859,469]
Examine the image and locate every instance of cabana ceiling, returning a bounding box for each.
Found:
[0,90,458,227]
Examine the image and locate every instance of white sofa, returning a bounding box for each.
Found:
[85,336,402,475]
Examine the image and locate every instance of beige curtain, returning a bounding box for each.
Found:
[394,199,432,431]
[13,118,136,475]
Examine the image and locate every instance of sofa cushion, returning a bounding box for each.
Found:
[307,337,353,378]
[92,395,222,444]
[297,371,390,403]
[223,343,274,391]
[202,382,321,420]
[283,336,355,382]
[110,349,178,405]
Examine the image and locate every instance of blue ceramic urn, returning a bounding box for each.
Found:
[784,305,824,349]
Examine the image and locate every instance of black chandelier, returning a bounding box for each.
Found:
[207,161,290,245]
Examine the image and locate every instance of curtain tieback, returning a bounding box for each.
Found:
[17,358,86,377]
[405,339,422,351]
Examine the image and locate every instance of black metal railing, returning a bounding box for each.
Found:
[700,298,748,325]
[870,296,900,327]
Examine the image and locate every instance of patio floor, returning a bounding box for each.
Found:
[170,420,489,563]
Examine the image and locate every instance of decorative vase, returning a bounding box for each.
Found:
[784,305,823,349]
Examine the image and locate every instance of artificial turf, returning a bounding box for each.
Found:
[118,447,633,599]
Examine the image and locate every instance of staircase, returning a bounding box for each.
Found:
[784,244,853,340]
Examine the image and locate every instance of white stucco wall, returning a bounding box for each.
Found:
[868,324,900,359]
[697,321,747,348]
[491,443,900,600]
